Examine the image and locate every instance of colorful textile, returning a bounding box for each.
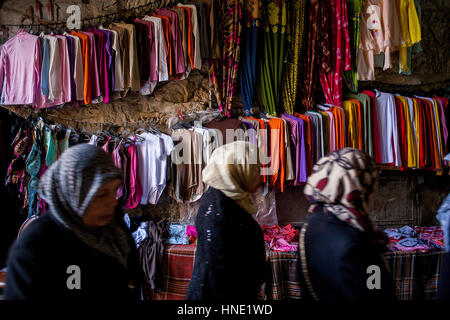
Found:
[261,224,299,252]
[148,244,196,300]
[142,244,444,300]
[239,0,262,116]
[167,224,189,245]
[260,0,287,116]
[210,0,243,117]
[281,0,306,115]
[319,0,351,107]
[299,0,319,110]
[344,0,363,93]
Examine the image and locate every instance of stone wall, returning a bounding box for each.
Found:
[0,0,449,227]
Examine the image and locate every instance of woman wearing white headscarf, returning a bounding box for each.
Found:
[5,144,143,300]
[186,141,267,300]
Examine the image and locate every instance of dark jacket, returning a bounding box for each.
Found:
[186,187,267,301]
[4,212,143,300]
[298,206,395,300]
[437,252,450,299]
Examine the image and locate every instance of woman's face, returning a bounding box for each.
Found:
[82,179,121,227]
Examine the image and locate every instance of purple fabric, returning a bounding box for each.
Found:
[64,35,76,102]
[435,98,448,152]
[282,113,307,183]
[242,121,256,145]
[98,28,114,95]
[156,8,185,75]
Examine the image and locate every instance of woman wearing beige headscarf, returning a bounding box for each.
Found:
[186,141,267,300]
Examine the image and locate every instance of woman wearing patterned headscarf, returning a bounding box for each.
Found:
[5,144,143,300]
[187,141,267,300]
[298,148,395,300]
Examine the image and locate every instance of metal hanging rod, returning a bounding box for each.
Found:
[0,0,166,27]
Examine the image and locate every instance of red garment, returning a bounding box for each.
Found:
[413,98,427,168]
[394,97,407,170]
[319,0,351,106]
[362,90,382,163]
[419,98,434,169]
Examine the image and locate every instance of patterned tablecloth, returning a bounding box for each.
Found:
[146,244,445,300]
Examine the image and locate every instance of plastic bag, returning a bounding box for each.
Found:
[252,187,278,226]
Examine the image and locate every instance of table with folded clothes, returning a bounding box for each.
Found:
[138,222,445,300]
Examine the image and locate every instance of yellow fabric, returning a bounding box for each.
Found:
[398,96,416,168]
[343,101,357,149]
[397,0,421,71]
[202,141,262,214]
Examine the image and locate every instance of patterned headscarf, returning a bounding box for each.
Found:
[39,144,131,268]
[304,148,378,233]
[202,141,262,214]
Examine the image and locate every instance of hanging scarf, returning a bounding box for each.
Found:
[300,0,319,110]
[210,0,243,117]
[281,0,306,115]
[319,0,351,106]
[39,144,131,268]
[260,0,287,116]
[202,141,262,214]
[304,148,382,237]
[344,0,363,93]
[239,0,262,116]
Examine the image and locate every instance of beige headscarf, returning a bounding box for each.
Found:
[202,141,262,214]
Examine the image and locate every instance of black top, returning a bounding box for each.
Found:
[186,187,267,301]
[4,213,143,300]
[298,206,395,300]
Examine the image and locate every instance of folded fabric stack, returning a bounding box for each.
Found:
[167,224,189,245]
[414,226,445,250]
[384,225,443,252]
[261,224,299,253]
[132,222,149,248]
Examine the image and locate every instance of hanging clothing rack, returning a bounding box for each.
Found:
[0,0,172,28]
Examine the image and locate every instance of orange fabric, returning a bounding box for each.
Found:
[153,13,173,77]
[71,30,91,104]
[267,118,285,192]
[294,113,312,174]
[178,6,194,69]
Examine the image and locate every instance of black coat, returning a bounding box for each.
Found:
[437,252,450,300]
[186,187,267,301]
[298,206,395,300]
[4,213,143,300]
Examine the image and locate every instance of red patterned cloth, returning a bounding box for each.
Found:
[149,244,196,300]
[261,224,299,252]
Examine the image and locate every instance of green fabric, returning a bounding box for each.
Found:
[260,0,287,116]
[348,93,372,157]
[344,0,363,93]
[281,0,306,115]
